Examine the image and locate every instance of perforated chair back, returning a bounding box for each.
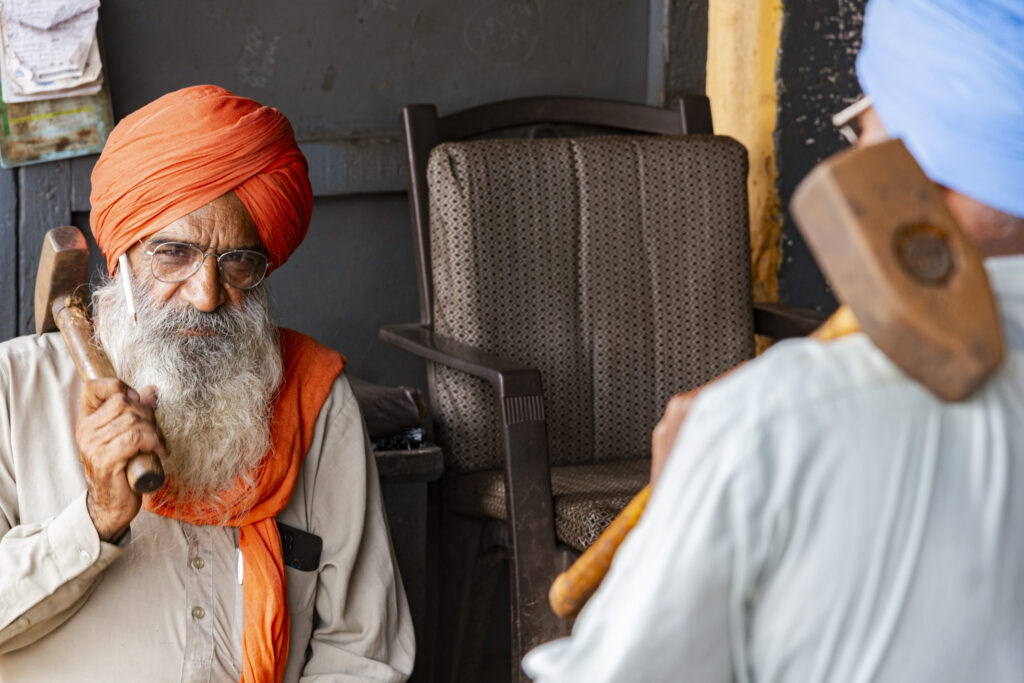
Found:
[427,134,754,473]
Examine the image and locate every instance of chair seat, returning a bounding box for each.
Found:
[447,459,650,551]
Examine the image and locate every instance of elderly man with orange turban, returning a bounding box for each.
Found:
[0,86,414,682]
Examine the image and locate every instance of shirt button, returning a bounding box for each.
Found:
[191,557,205,570]
[192,606,205,620]
[79,549,92,563]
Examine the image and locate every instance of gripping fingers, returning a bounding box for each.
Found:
[651,390,697,488]
[76,381,165,541]
[80,377,134,414]
[88,390,151,427]
[95,405,163,448]
[110,425,166,460]
[76,382,167,480]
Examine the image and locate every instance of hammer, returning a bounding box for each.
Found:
[548,138,1004,619]
[35,226,166,494]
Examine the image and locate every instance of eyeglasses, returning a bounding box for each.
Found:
[832,95,872,145]
[143,240,271,290]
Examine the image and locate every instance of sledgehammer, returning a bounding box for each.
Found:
[34,226,166,494]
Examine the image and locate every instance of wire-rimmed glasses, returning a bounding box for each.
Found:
[142,240,270,290]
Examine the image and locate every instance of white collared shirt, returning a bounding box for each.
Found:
[525,256,1024,682]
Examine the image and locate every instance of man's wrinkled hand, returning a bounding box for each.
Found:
[75,378,166,542]
[650,389,698,489]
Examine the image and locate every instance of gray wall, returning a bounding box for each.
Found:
[2,0,687,392]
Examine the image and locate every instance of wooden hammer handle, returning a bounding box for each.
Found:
[54,297,166,494]
[549,485,650,618]
[548,306,861,619]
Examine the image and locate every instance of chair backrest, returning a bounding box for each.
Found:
[403,96,714,326]
[402,97,754,473]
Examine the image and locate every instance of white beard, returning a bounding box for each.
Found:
[92,274,283,513]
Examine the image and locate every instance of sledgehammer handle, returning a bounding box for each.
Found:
[548,486,651,619]
[54,296,166,494]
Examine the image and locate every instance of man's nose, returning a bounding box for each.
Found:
[179,255,227,312]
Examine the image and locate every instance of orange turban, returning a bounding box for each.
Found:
[90,85,312,276]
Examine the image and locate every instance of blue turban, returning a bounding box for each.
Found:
[857,0,1024,218]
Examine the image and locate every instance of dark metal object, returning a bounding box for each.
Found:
[372,427,428,452]
[349,375,427,441]
[277,522,322,572]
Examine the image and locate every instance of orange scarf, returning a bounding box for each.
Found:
[144,328,345,683]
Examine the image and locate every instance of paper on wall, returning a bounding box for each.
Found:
[3,0,99,31]
[0,0,101,103]
[0,32,101,102]
[1,1,98,79]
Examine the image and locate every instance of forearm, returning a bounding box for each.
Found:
[0,492,123,653]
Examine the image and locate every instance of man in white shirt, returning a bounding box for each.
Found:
[524,0,1024,680]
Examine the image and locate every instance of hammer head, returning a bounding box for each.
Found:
[791,138,1004,402]
[34,226,90,335]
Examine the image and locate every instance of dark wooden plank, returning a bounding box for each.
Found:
[664,0,709,102]
[753,301,830,340]
[0,168,16,342]
[71,155,99,213]
[68,138,408,209]
[299,136,406,197]
[18,161,71,336]
[375,446,444,482]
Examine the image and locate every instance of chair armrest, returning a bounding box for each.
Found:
[380,323,560,613]
[379,323,543,397]
[753,302,830,340]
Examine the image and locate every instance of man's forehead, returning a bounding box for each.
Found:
[148,194,262,249]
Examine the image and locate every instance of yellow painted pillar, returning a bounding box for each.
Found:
[706,0,783,307]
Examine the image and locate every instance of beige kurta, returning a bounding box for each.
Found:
[0,332,415,682]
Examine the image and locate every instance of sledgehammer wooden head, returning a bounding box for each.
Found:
[34,226,89,335]
[791,138,1004,401]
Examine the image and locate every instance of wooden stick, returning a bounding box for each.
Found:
[548,306,860,619]
[54,295,166,494]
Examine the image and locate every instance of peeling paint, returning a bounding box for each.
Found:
[706,0,783,314]
[237,24,280,89]
[463,0,542,66]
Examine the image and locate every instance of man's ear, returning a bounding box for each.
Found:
[855,106,890,147]
[941,188,1024,257]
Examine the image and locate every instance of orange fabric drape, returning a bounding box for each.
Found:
[144,328,345,683]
